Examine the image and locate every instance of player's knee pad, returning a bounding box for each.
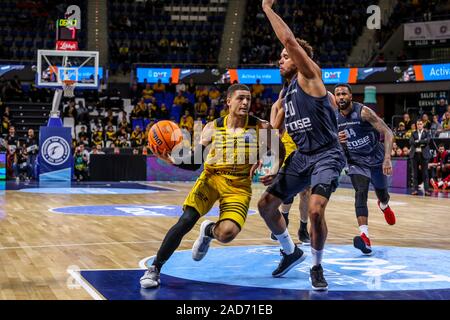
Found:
[312,183,333,200]
[375,188,390,205]
[355,190,369,217]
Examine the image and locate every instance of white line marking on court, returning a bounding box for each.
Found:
[1,238,450,251]
[67,268,104,300]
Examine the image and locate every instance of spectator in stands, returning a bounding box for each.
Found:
[403,113,412,130]
[78,126,89,143]
[430,115,443,137]
[179,110,194,133]
[63,100,78,123]
[103,109,117,127]
[142,84,154,103]
[1,111,11,134]
[130,125,144,147]
[148,101,159,119]
[159,103,169,120]
[422,113,431,130]
[74,145,89,182]
[394,148,403,157]
[166,78,176,94]
[405,123,416,139]
[194,96,208,119]
[132,148,139,155]
[429,144,450,189]
[77,100,89,124]
[105,123,116,145]
[436,98,448,115]
[118,116,131,133]
[131,98,148,119]
[186,78,196,95]
[251,79,265,98]
[25,128,38,180]
[116,126,130,148]
[410,120,432,196]
[130,81,140,104]
[173,91,186,107]
[402,146,410,157]
[13,142,31,182]
[391,142,399,157]
[441,111,450,135]
[153,79,166,94]
[209,86,221,110]
[91,133,104,148]
[90,144,105,156]
[113,146,120,155]
[195,86,208,100]
[394,122,406,138]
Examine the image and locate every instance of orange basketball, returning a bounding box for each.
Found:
[148,120,183,154]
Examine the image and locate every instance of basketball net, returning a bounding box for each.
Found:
[62,79,76,97]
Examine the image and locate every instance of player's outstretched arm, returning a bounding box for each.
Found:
[262,0,320,80]
[361,106,394,176]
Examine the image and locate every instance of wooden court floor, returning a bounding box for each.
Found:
[0,182,449,299]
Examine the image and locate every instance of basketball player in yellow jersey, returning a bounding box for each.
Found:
[141,84,285,289]
[268,91,311,244]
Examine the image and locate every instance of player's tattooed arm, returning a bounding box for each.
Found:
[361,106,394,176]
[262,0,320,80]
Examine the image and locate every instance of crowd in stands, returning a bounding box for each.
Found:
[107,0,225,74]
[372,0,450,66]
[390,100,450,193]
[240,0,373,67]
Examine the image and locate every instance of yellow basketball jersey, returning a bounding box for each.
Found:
[281,130,297,160]
[204,115,259,180]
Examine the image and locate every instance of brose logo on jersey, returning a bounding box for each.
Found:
[286,117,312,132]
[347,135,371,148]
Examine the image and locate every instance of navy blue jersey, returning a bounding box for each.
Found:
[283,78,339,153]
[336,102,384,166]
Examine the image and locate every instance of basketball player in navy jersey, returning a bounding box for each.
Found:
[257,0,346,290]
[334,83,396,255]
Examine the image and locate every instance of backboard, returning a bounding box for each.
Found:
[36,49,100,89]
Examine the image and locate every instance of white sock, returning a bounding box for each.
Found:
[311,247,323,266]
[275,229,295,255]
[379,201,389,210]
[359,225,369,237]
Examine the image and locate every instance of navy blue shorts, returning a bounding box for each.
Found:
[347,163,388,190]
[266,147,346,202]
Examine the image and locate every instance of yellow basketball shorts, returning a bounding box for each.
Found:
[183,171,252,229]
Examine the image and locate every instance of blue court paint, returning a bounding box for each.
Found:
[142,245,450,293]
[78,245,450,300]
[51,205,257,217]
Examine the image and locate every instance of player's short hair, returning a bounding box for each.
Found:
[438,143,445,148]
[334,83,352,93]
[227,84,250,98]
[296,38,314,59]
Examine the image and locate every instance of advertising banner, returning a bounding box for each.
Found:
[38,127,72,181]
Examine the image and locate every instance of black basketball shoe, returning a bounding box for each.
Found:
[272,245,305,277]
[310,264,328,291]
[298,225,310,245]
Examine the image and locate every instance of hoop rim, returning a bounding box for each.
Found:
[62,79,77,85]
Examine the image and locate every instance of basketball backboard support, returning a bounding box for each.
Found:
[37,49,99,89]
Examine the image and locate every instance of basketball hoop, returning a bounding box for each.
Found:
[62,79,76,97]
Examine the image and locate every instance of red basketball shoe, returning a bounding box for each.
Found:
[378,200,396,225]
[353,233,372,255]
